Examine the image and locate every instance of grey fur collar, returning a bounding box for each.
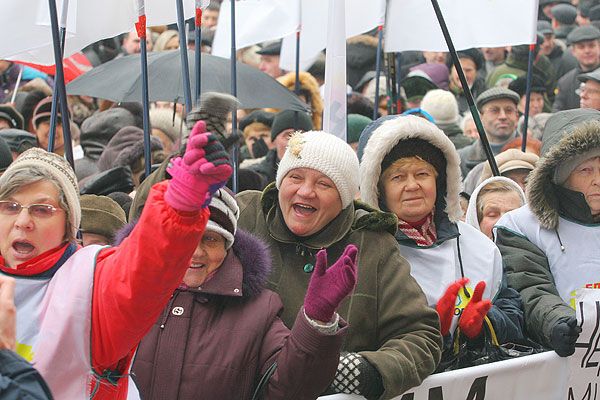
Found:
[359,115,464,222]
[527,121,600,229]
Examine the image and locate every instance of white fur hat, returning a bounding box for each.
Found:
[420,89,460,126]
[275,131,359,209]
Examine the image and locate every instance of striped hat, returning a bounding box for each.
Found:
[206,188,239,249]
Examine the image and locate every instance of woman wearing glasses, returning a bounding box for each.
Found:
[0,121,232,399]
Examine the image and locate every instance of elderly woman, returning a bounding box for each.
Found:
[127,187,355,399]
[465,177,526,239]
[0,121,232,399]
[495,109,600,357]
[358,115,524,362]
[236,130,442,399]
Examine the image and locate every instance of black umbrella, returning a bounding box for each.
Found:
[67,50,309,111]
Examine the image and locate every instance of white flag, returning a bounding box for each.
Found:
[384,0,539,52]
[1,0,197,64]
[211,0,299,58]
[322,0,346,140]
[279,0,385,72]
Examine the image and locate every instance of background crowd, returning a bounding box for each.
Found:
[0,0,599,399]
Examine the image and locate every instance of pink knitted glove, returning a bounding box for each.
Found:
[436,278,470,336]
[459,281,492,339]
[304,245,358,323]
[165,121,232,212]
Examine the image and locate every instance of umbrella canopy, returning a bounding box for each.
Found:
[67,50,309,111]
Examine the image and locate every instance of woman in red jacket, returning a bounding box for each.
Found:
[0,121,231,399]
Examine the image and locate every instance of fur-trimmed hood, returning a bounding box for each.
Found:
[358,115,464,222]
[113,222,271,298]
[527,119,600,230]
[276,71,323,129]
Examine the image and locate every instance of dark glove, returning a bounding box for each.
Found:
[436,278,470,336]
[329,353,384,399]
[251,137,269,158]
[550,316,581,357]
[459,281,492,339]
[303,245,358,323]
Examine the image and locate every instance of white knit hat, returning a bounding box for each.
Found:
[206,188,239,249]
[150,108,186,144]
[275,131,359,208]
[0,148,80,238]
[420,89,459,125]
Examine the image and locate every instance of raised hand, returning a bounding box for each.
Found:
[436,278,470,336]
[165,121,233,212]
[459,281,492,339]
[304,245,359,323]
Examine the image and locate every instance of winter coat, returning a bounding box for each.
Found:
[552,66,583,112]
[0,181,209,399]
[0,350,53,400]
[452,76,487,115]
[236,186,443,399]
[243,148,278,189]
[358,115,526,346]
[495,112,600,348]
[133,229,346,400]
[436,122,473,150]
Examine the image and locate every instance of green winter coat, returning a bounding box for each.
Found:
[236,185,443,399]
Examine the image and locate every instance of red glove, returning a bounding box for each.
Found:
[304,245,358,323]
[436,278,469,336]
[165,121,232,212]
[459,281,492,339]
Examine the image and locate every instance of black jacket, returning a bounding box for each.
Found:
[0,350,53,400]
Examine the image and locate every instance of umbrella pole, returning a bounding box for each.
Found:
[430,0,499,176]
[294,31,301,95]
[230,0,239,193]
[48,0,68,156]
[373,24,383,120]
[47,0,74,167]
[521,44,535,152]
[176,0,193,114]
[10,66,23,104]
[194,3,202,104]
[135,11,152,179]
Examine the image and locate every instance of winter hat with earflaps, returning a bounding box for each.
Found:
[185,92,240,147]
[275,130,359,209]
[0,148,80,238]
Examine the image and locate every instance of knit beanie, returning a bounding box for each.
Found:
[0,148,80,238]
[420,89,460,125]
[347,114,372,144]
[80,194,127,240]
[186,92,240,144]
[276,131,359,208]
[206,188,239,250]
[150,108,185,144]
[270,110,313,141]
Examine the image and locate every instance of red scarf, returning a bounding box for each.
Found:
[397,212,437,247]
[0,243,71,276]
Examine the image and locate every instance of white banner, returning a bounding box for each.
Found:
[322,0,347,139]
[384,0,539,52]
[211,0,300,58]
[279,0,385,71]
[1,0,197,64]
[321,289,600,400]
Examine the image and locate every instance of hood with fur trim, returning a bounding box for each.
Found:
[113,222,271,298]
[527,120,600,230]
[358,115,464,223]
[276,71,323,129]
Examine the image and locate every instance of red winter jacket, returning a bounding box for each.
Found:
[1,181,209,399]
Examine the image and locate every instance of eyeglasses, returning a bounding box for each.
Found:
[0,201,63,219]
[484,106,518,117]
[576,84,600,97]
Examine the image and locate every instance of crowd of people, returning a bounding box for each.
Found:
[0,0,599,399]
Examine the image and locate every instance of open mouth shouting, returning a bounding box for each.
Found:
[293,203,317,216]
[10,239,36,260]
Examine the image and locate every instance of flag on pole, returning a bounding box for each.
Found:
[322,0,346,140]
[279,0,385,71]
[385,0,538,52]
[211,0,299,58]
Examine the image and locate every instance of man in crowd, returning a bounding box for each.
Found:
[578,68,600,110]
[257,41,285,79]
[538,20,578,79]
[553,25,600,111]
